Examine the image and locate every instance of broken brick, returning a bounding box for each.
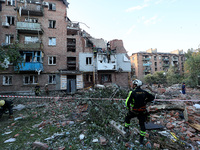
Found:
[32,141,48,150]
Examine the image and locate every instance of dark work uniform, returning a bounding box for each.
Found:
[0,100,13,117]
[124,87,154,144]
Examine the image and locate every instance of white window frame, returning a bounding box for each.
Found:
[48,56,56,65]
[49,20,56,28]
[48,3,56,11]
[23,75,38,85]
[6,16,15,25]
[48,37,56,46]
[25,17,38,23]
[7,0,15,6]
[3,76,12,85]
[86,57,92,65]
[48,75,56,84]
[5,34,14,44]
[25,36,39,44]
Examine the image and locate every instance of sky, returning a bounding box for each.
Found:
[67,0,200,55]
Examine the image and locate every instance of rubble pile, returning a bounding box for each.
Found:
[0,84,200,149]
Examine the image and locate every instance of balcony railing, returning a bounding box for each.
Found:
[14,62,43,71]
[17,41,42,50]
[19,4,44,16]
[162,58,169,61]
[142,58,150,61]
[16,22,43,34]
[143,63,152,66]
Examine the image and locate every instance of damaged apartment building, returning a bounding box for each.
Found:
[130,48,185,80]
[0,0,131,94]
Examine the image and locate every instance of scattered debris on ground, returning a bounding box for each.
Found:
[1,84,200,149]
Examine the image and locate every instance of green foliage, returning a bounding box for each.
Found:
[184,49,200,87]
[166,66,183,86]
[144,71,167,84]
[0,44,23,71]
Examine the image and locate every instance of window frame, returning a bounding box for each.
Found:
[101,74,112,83]
[6,16,15,25]
[3,76,12,85]
[49,20,56,28]
[48,3,56,11]
[23,75,38,85]
[48,75,56,84]
[86,57,92,65]
[48,37,56,46]
[5,34,14,44]
[48,56,56,65]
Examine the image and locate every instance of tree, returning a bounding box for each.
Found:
[144,71,167,85]
[166,65,182,86]
[184,49,200,87]
[0,44,23,71]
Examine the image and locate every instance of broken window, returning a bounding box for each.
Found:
[21,51,42,63]
[49,20,56,28]
[25,17,38,23]
[23,75,38,85]
[49,37,56,46]
[25,36,39,44]
[7,0,15,6]
[48,75,56,84]
[86,74,93,82]
[48,56,56,65]
[67,38,76,52]
[5,34,14,44]
[154,56,157,61]
[67,57,76,70]
[49,3,56,11]
[6,16,15,25]
[86,57,92,65]
[3,76,12,85]
[101,74,111,83]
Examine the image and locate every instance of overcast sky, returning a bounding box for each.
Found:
[67,0,200,55]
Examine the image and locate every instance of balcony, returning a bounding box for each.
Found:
[143,63,152,66]
[97,54,117,71]
[67,22,80,35]
[14,62,43,72]
[163,64,170,67]
[172,57,179,61]
[16,22,43,34]
[142,58,150,61]
[162,58,169,61]
[18,4,43,16]
[17,41,43,50]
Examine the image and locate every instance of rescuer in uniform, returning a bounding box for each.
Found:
[124,79,155,146]
[0,100,14,119]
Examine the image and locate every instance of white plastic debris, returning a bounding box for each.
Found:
[13,104,26,111]
[14,117,23,121]
[79,134,85,140]
[193,104,200,109]
[92,139,98,142]
[4,138,16,143]
[3,131,12,135]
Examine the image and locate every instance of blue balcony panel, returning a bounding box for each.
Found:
[15,62,43,71]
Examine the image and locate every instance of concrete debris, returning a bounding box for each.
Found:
[13,104,26,111]
[2,84,200,149]
[32,141,48,150]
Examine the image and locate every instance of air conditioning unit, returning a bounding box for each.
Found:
[2,22,10,27]
[42,1,49,6]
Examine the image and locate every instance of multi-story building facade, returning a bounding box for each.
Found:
[130,48,185,80]
[0,0,131,94]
